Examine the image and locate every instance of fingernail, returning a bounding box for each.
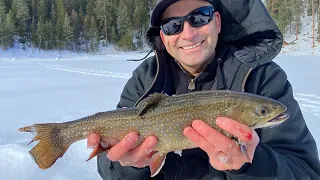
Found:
[183,127,192,136]
[148,137,157,146]
[192,120,202,127]
[122,133,137,146]
[87,144,98,149]
[193,120,206,133]
[127,136,134,144]
[100,141,109,148]
[145,148,153,155]
[218,154,229,163]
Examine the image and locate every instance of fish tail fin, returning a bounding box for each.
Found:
[18,123,70,169]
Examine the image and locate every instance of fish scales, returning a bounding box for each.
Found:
[18,90,289,174]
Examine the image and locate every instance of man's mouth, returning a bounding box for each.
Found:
[181,41,202,50]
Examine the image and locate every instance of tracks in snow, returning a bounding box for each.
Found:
[33,63,320,118]
[38,63,131,79]
[295,93,320,118]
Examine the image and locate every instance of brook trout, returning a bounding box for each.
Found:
[19,90,289,176]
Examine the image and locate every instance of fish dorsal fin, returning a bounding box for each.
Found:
[137,93,168,115]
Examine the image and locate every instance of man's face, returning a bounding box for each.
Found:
[160,0,221,75]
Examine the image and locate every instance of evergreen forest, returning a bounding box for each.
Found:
[0,0,319,52]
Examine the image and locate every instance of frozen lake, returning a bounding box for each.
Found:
[0,53,319,180]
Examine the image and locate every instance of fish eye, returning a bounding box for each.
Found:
[256,107,269,117]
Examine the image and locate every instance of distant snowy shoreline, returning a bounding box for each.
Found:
[1,46,320,61]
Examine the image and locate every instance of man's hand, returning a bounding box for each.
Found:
[183,117,259,171]
[87,132,158,168]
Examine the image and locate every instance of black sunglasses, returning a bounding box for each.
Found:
[160,6,215,36]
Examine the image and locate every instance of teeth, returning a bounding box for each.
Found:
[182,42,201,50]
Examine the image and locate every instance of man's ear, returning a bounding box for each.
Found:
[214,12,222,34]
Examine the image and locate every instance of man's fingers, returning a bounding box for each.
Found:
[107,132,139,161]
[191,120,236,152]
[87,133,100,149]
[183,126,216,154]
[216,117,254,143]
[118,136,158,166]
[127,136,158,160]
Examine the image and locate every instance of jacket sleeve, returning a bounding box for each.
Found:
[97,58,157,180]
[225,63,320,179]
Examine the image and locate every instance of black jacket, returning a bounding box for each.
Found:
[97,0,320,179]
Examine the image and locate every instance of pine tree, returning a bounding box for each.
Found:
[36,17,45,50]
[15,0,30,44]
[95,0,112,46]
[44,20,54,49]
[84,14,98,52]
[308,0,313,16]
[55,0,66,48]
[4,10,15,47]
[318,1,320,42]
[62,12,74,49]
[71,9,81,45]
[38,0,47,19]
[84,0,99,51]
[117,0,134,50]
[292,0,303,40]
[0,0,7,50]
[133,0,149,48]
[51,2,56,24]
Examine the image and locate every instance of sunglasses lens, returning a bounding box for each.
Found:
[188,7,212,27]
[161,6,214,36]
[161,18,183,35]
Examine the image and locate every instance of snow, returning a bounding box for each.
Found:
[1,2,320,179]
[0,50,150,180]
[0,49,319,179]
[280,6,320,55]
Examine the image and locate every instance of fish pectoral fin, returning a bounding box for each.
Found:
[86,143,109,162]
[234,139,252,163]
[136,93,168,115]
[149,152,167,177]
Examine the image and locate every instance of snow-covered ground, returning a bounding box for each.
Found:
[0,51,319,180]
[280,7,320,56]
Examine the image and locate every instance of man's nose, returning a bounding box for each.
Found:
[180,21,197,40]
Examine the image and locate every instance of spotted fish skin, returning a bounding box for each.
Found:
[18,90,289,171]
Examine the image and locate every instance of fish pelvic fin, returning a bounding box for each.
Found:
[18,123,70,169]
[86,143,109,162]
[150,152,167,177]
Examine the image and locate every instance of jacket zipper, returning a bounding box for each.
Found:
[241,67,254,92]
[188,79,195,91]
[134,51,252,104]
[134,50,160,107]
[188,58,222,92]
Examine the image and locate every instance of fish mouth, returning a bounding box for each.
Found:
[267,113,290,128]
[253,113,290,129]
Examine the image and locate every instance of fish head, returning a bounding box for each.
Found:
[228,93,289,129]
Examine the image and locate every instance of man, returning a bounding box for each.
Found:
[87,0,320,179]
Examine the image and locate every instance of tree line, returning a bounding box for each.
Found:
[265,0,320,46]
[0,0,156,52]
[0,0,319,52]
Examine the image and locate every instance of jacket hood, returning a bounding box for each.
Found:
[146,0,283,65]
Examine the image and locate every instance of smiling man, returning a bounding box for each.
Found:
[159,1,220,76]
[87,0,320,179]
